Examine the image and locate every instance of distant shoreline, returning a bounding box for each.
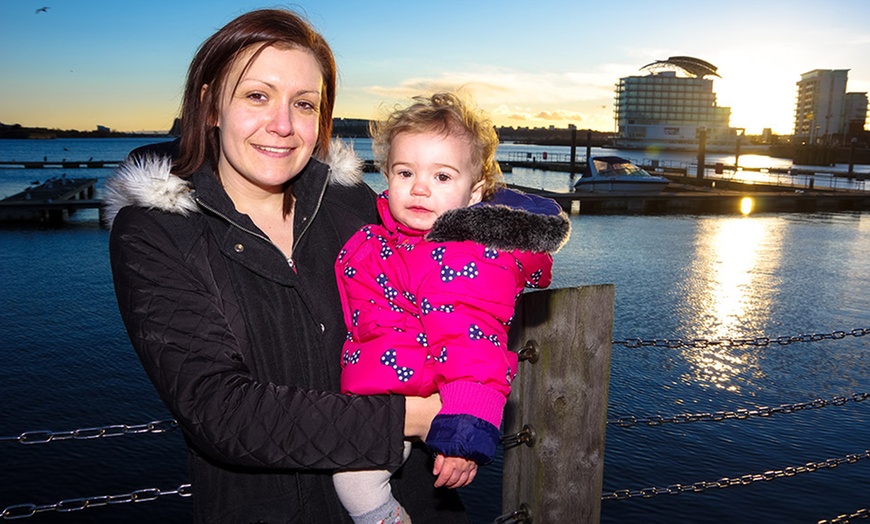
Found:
[0,120,614,147]
[0,125,170,140]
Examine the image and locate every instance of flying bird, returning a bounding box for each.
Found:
[36,6,50,13]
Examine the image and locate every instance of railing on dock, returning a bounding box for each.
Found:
[501,151,869,193]
[3,287,869,523]
[0,160,122,169]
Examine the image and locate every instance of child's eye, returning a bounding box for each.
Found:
[397,169,413,178]
[435,173,452,182]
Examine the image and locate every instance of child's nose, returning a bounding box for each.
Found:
[410,179,430,196]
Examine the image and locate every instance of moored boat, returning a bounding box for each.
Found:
[574,156,670,193]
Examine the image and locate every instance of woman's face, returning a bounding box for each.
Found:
[214,45,323,196]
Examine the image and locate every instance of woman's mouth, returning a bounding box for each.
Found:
[254,145,293,155]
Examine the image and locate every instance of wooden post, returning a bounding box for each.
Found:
[569,128,578,176]
[586,130,592,169]
[849,137,857,176]
[503,285,614,523]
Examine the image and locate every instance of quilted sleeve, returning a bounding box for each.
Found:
[109,207,406,471]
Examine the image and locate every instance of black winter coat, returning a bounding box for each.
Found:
[106,141,468,523]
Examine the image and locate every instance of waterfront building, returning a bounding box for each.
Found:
[793,69,851,145]
[613,56,736,151]
[844,92,868,140]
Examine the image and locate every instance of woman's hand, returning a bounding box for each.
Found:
[403,393,441,440]
[433,454,478,488]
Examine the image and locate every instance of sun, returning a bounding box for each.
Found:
[713,62,799,136]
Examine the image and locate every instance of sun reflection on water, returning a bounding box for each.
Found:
[679,216,784,392]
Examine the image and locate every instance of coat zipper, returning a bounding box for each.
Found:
[194,197,289,262]
[292,175,328,249]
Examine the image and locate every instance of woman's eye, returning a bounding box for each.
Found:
[296,100,318,112]
[247,92,267,103]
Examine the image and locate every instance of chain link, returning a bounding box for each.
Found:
[612,327,869,349]
[493,503,532,523]
[601,450,870,500]
[818,507,870,523]
[0,419,178,445]
[608,392,869,428]
[0,484,191,520]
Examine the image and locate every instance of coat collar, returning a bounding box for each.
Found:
[102,139,365,229]
[376,188,571,254]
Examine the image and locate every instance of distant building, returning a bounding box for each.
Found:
[168,118,182,137]
[613,56,735,150]
[793,69,850,145]
[96,125,110,133]
[844,92,868,139]
[332,118,370,138]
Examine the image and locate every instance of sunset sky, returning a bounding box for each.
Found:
[2,0,869,135]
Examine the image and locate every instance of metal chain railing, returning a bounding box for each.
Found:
[608,392,869,428]
[818,507,870,523]
[0,419,178,444]
[493,503,531,523]
[1,484,192,520]
[612,327,869,350]
[601,449,870,500]
[1,327,866,520]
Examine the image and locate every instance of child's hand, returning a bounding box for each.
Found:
[432,454,478,489]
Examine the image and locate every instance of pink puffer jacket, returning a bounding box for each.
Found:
[335,188,570,463]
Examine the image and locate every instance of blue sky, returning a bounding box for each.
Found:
[2,0,869,135]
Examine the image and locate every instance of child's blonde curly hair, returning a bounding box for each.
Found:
[369,92,504,198]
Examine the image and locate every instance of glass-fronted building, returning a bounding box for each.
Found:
[614,56,735,150]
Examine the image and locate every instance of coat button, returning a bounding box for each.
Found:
[234,243,244,253]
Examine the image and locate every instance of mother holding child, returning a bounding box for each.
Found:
[105,7,569,524]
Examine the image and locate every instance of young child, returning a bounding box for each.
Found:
[332,93,571,524]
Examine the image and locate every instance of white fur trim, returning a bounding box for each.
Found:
[319,139,365,187]
[103,154,196,228]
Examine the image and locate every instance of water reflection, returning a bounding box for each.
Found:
[680,217,783,391]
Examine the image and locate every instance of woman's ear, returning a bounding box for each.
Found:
[201,84,218,127]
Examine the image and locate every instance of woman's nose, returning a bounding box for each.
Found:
[266,104,295,136]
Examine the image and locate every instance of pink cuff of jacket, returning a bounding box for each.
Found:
[438,381,508,428]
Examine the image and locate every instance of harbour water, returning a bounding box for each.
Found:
[1,138,869,523]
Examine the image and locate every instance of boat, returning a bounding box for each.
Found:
[574,156,670,193]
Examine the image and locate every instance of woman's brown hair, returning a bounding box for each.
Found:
[173,9,336,178]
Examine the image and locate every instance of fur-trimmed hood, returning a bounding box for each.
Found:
[426,187,571,254]
[102,139,365,228]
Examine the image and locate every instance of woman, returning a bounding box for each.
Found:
[104,9,467,524]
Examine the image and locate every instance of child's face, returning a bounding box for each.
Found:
[385,130,484,231]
